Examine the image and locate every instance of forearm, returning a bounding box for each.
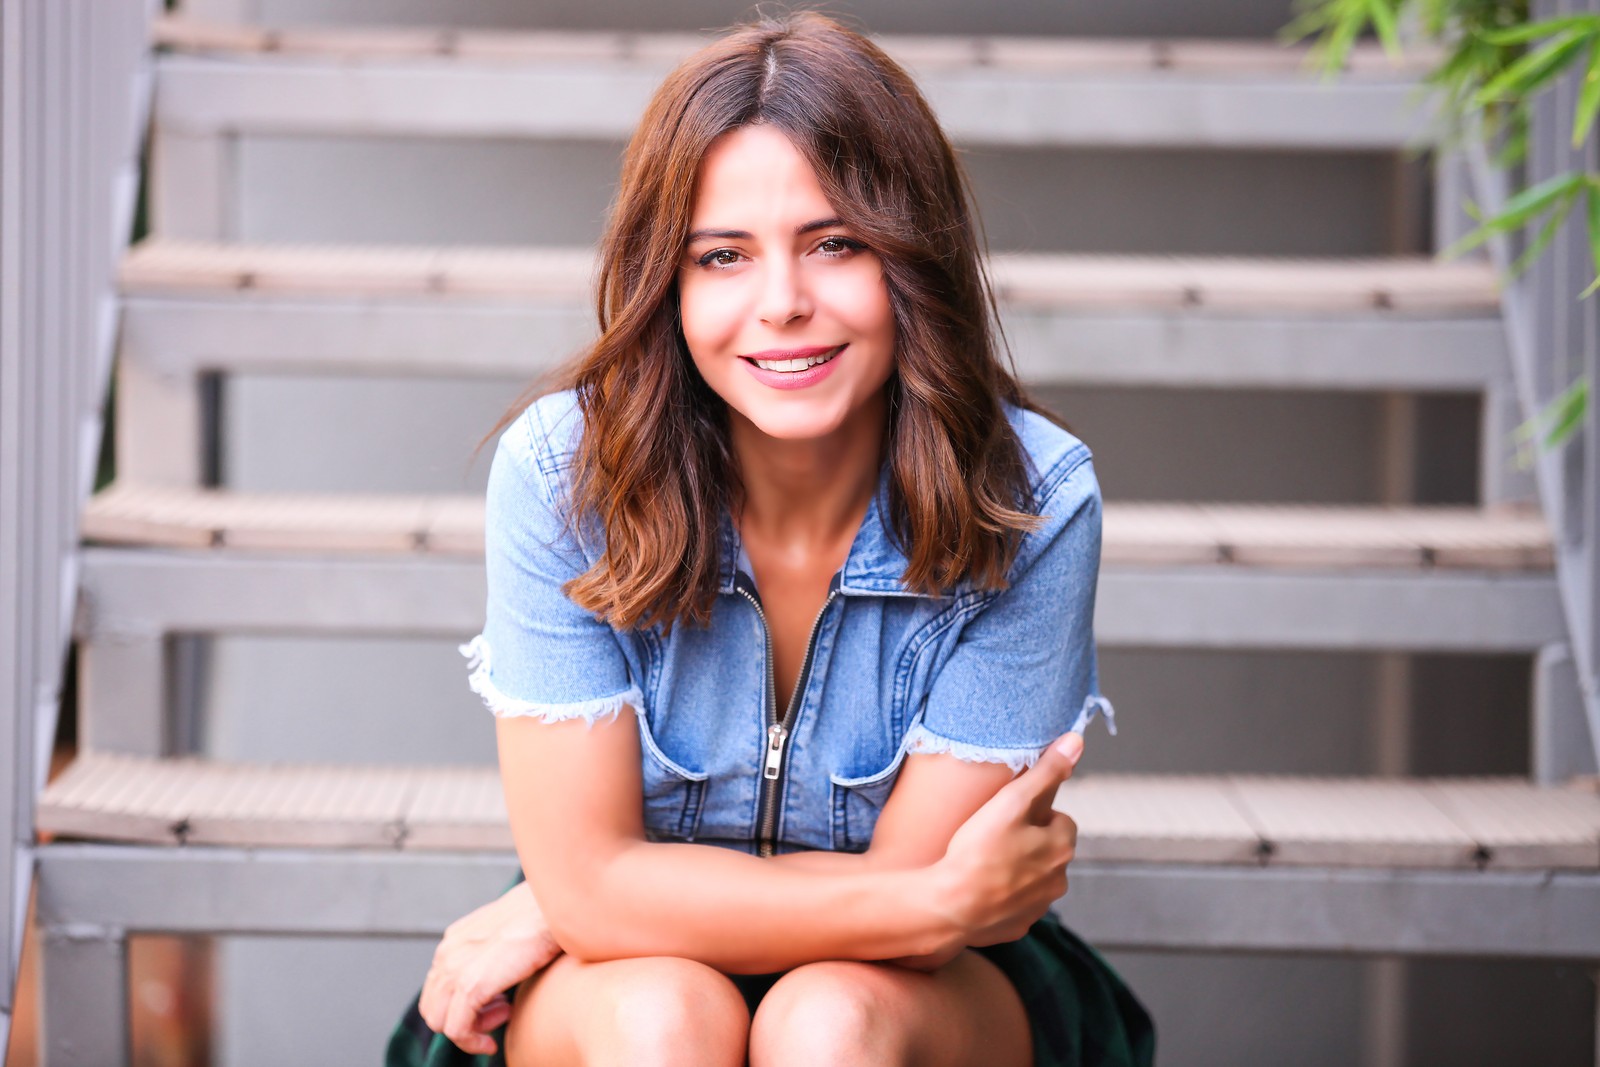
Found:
[555,838,958,973]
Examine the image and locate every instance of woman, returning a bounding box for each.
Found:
[388,11,1153,1067]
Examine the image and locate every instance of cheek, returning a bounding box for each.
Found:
[677,278,742,361]
[819,270,895,351]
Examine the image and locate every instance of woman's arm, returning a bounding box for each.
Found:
[497,710,965,975]
[498,706,1081,975]
[768,748,1042,970]
[770,749,1021,875]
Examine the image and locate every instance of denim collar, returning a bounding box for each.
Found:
[716,459,959,600]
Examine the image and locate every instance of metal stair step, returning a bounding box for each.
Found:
[83,482,1554,570]
[38,751,1600,871]
[74,487,1563,653]
[150,15,1445,149]
[118,239,1506,393]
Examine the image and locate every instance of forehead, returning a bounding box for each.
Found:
[690,124,834,222]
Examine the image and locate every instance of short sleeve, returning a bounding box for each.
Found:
[459,409,644,726]
[904,452,1115,774]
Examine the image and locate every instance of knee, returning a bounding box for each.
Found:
[592,957,750,1067]
[748,960,912,1067]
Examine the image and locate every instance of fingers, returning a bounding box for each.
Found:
[1012,731,1084,824]
[442,970,500,1054]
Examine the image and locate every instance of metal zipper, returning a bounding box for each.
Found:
[734,572,841,858]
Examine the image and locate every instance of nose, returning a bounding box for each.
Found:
[756,256,812,327]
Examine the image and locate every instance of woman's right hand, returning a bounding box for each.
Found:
[419,879,564,1055]
[928,731,1084,949]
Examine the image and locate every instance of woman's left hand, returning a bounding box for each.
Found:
[419,880,564,1055]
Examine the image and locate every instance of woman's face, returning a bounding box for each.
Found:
[678,124,896,444]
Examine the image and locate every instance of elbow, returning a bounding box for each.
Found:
[532,855,630,964]
[543,906,599,962]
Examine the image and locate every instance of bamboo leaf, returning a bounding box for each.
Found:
[1510,187,1582,277]
[1365,0,1404,63]
[1481,170,1587,235]
[1477,13,1600,47]
[1474,29,1589,105]
[1583,180,1600,298]
[1574,40,1600,147]
[1541,377,1590,450]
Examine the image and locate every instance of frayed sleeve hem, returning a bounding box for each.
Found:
[902,723,1045,775]
[906,691,1118,774]
[459,634,644,727]
[1069,692,1117,736]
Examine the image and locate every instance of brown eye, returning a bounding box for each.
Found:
[696,248,741,268]
[817,237,865,257]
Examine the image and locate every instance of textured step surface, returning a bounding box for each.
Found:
[38,752,1600,870]
[153,16,1442,73]
[119,241,1508,392]
[151,17,1444,148]
[121,240,1500,313]
[83,483,1555,571]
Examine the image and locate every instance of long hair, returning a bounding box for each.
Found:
[479,11,1069,635]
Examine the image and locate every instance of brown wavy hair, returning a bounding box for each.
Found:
[479,10,1070,635]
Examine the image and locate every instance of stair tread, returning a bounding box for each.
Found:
[120,239,1502,313]
[152,15,1442,77]
[81,483,1555,570]
[38,752,1600,869]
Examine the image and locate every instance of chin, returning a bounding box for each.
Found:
[730,393,854,442]
[741,408,849,442]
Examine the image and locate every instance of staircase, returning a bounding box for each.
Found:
[30,10,1600,1066]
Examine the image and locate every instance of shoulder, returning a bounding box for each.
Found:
[494,389,586,503]
[1000,400,1097,515]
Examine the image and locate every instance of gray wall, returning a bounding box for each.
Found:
[175,1,1585,1064]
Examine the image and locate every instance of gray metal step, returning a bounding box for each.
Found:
[75,488,1561,654]
[38,751,1600,871]
[119,240,1507,393]
[33,840,1600,960]
[33,754,1600,960]
[151,16,1445,150]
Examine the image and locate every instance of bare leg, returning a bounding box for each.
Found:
[504,953,750,1067]
[747,950,1033,1067]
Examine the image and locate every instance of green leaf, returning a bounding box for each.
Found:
[1510,186,1582,277]
[1574,39,1600,147]
[1365,0,1404,62]
[1583,180,1600,298]
[1473,29,1590,105]
[1483,170,1587,235]
[1477,13,1600,47]
[1510,377,1591,465]
[1541,377,1589,450]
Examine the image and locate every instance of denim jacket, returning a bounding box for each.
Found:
[461,389,1115,858]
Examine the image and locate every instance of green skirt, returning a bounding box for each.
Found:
[386,872,1154,1067]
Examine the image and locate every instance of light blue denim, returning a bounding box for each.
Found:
[462,389,1114,858]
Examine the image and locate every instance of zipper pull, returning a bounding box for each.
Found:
[764,723,788,780]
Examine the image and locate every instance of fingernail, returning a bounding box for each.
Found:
[1053,732,1083,764]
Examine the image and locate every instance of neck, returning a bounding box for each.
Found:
[730,391,888,553]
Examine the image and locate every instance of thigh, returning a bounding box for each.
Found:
[504,952,750,1067]
[747,949,1032,1067]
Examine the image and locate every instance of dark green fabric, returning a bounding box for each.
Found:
[386,871,1154,1067]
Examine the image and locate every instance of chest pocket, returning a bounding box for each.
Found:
[636,713,709,841]
[828,741,913,852]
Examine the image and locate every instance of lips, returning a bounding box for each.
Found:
[745,347,851,375]
[739,343,847,390]
[740,345,845,371]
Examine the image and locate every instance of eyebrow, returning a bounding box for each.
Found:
[685,217,845,243]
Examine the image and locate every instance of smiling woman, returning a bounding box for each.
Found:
[678,124,897,440]
[387,11,1152,1067]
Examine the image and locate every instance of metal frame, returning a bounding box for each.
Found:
[153,50,1441,149]
[1460,0,1600,774]
[0,0,154,1056]
[30,843,1598,958]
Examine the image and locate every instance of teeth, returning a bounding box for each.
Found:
[752,348,840,373]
